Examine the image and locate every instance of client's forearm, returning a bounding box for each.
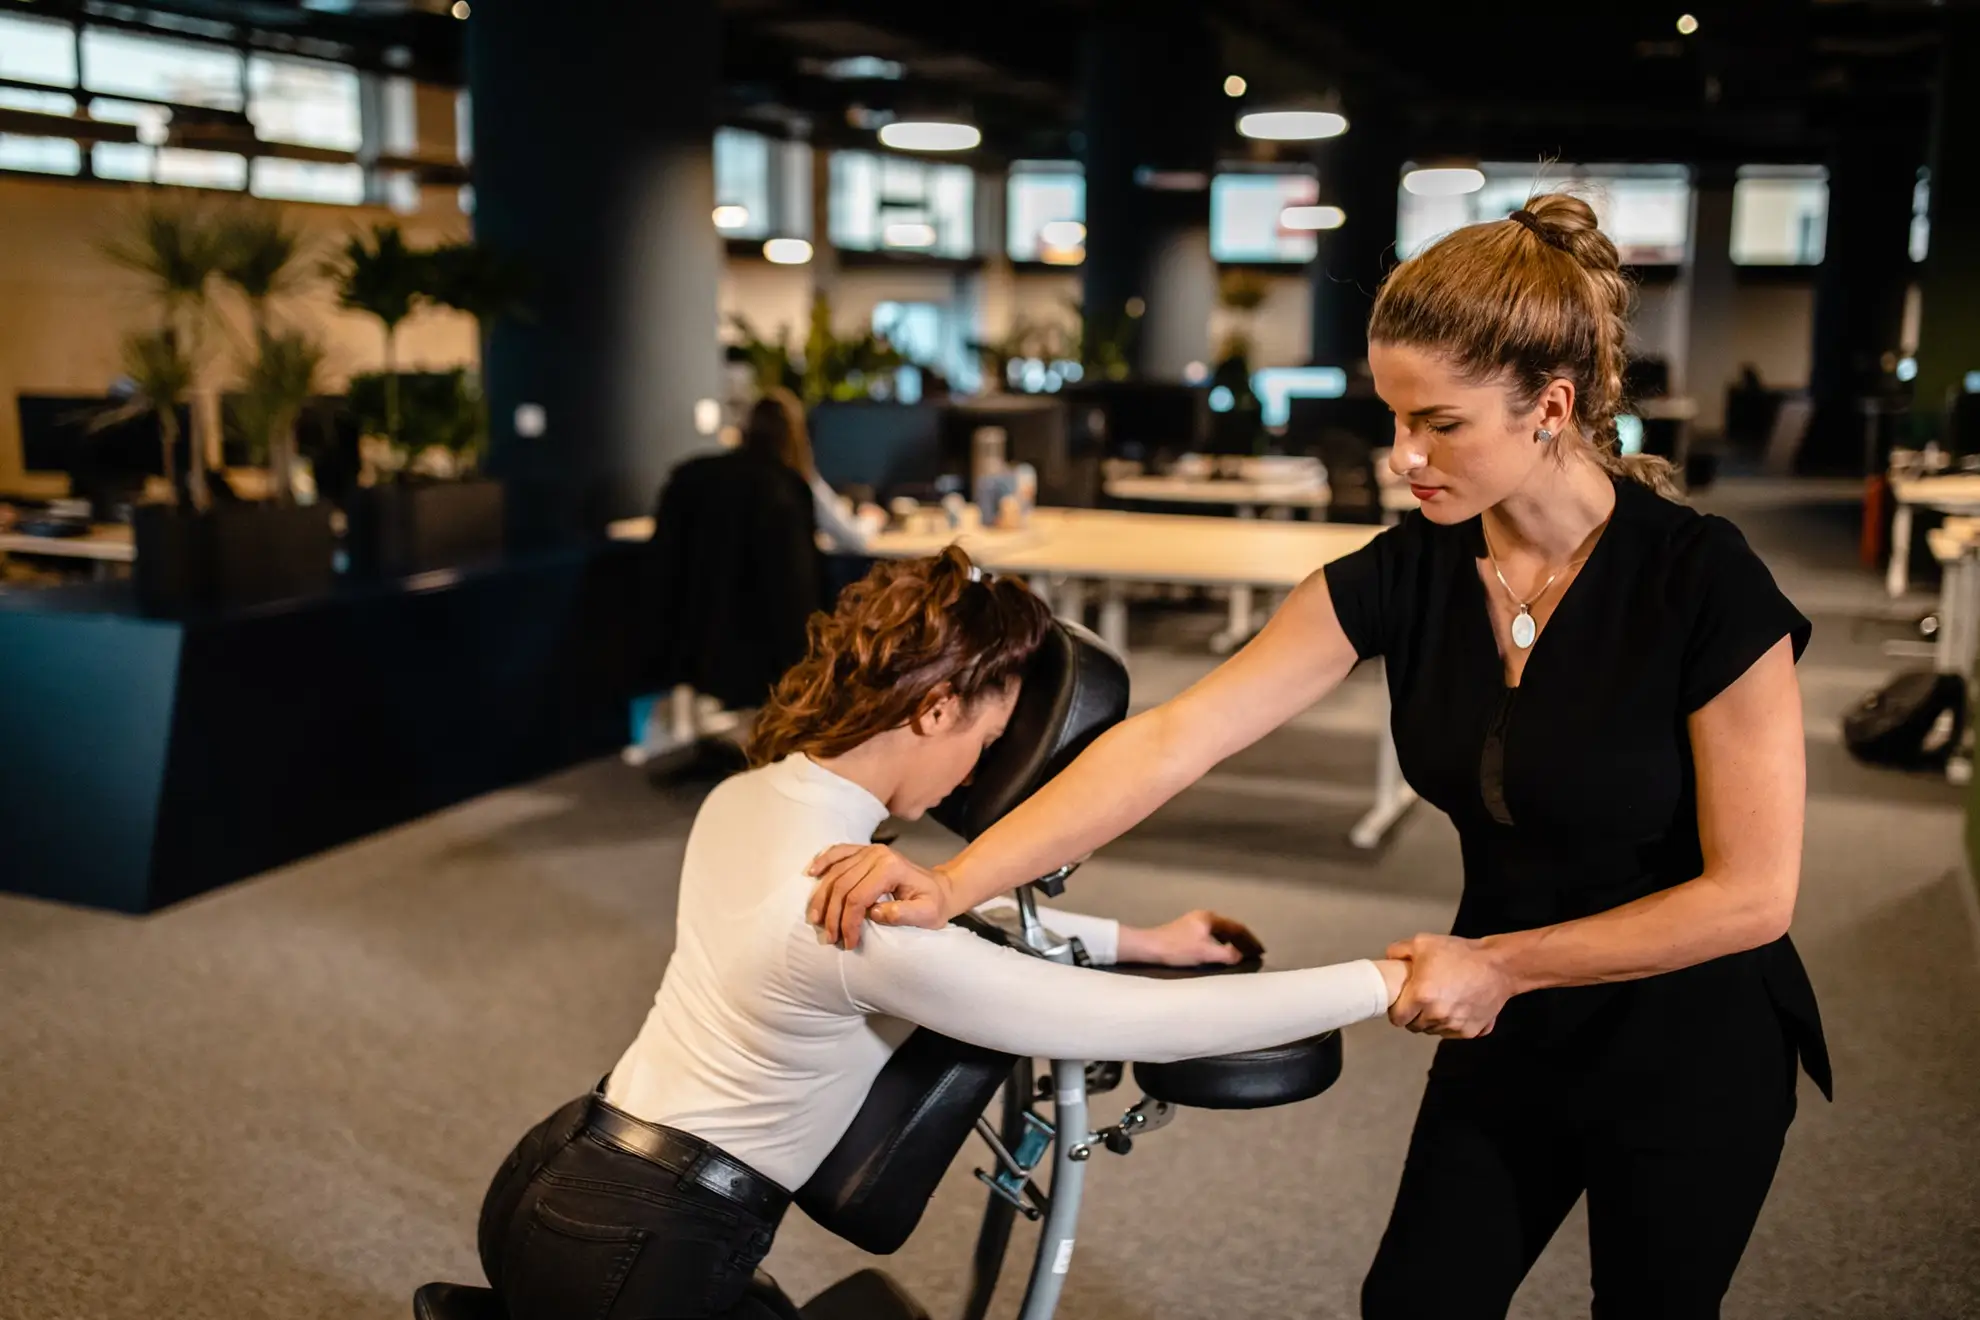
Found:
[943,710,1199,910]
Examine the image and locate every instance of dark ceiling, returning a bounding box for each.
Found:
[14,0,1963,167]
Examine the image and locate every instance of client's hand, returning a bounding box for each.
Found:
[1117,910,1265,966]
[1384,933,1513,1038]
[806,844,956,949]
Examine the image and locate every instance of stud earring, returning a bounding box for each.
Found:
[1535,428,1554,443]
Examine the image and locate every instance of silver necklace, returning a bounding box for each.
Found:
[1484,532,1589,650]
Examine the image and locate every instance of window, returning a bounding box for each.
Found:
[1396,163,1690,264]
[1730,167,1827,265]
[0,28,82,178]
[248,55,360,151]
[81,28,243,110]
[714,128,812,239]
[0,13,79,87]
[830,151,973,258]
[0,135,81,175]
[715,127,772,239]
[874,301,979,394]
[251,158,364,204]
[1211,173,1319,263]
[1007,163,1084,263]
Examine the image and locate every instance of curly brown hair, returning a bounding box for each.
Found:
[747,546,1054,768]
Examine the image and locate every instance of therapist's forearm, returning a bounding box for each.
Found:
[941,708,1202,910]
[1482,868,1796,995]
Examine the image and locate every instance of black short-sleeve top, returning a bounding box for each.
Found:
[1326,477,1831,1107]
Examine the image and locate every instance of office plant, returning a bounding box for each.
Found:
[328,223,424,448]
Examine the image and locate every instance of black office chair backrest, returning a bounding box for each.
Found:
[794,619,1129,1253]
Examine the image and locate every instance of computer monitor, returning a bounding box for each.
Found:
[1252,366,1348,428]
[1284,395,1394,452]
[17,393,188,511]
[807,401,953,499]
[1059,382,1205,460]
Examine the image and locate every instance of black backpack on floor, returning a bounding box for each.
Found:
[1842,671,1967,769]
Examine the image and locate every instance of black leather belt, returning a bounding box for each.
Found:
[584,1086,791,1222]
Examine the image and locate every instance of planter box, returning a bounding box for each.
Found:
[133,502,336,616]
[347,479,505,580]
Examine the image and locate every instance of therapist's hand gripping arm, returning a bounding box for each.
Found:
[807,570,1363,948]
[1386,636,1806,1038]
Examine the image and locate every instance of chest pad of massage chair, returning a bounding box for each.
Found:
[793,619,1346,1256]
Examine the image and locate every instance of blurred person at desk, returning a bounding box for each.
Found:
[753,387,884,554]
[644,391,881,739]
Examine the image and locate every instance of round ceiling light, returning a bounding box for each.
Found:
[883,221,938,248]
[1677,14,1699,36]
[712,204,750,231]
[1224,74,1248,98]
[763,238,814,265]
[1402,167,1486,197]
[1237,109,1348,141]
[1280,205,1346,231]
[878,120,981,152]
[1039,219,1086,248]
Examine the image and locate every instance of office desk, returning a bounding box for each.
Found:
[0,525,134,578]
[1103,475,1332,518]
[609,509,1413,847]
[1104,474,1417,523]
[1887,474,1980,597]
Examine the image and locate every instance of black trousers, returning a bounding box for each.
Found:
[1361,1048,1796,1320]
[478,1095,798,1320]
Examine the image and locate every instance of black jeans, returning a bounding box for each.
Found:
[478,1095,794,1320]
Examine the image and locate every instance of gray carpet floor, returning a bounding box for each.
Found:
[3,478,1977,1320]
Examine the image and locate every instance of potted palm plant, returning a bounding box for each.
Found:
[337,233,521,578]
[102,195,335,614]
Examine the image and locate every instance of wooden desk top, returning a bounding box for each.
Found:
[1892,473,1980,508]
[608,507,1384,590]
[1104,475,1332,508]
[868,508,1382,590]
[0,525,135,562]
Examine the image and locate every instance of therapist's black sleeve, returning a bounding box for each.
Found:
[1674,515,1812,713]
[1322,516,1428,662]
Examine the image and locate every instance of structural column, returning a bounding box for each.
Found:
[1800,132,1921,472]
[467,0,723,543]
[1679,164,1737,436]
[1914,12,1980,441]
[1308,104,1403,371]
[1079,0,1218,381]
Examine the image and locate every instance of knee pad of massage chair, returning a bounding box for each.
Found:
[795,620,1129,1254]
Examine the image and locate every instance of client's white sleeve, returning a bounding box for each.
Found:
[971,896,1120,965]
[836,923,1390,1063]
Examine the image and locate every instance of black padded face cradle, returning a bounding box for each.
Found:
[929,620,1129,842]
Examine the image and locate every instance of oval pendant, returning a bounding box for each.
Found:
[1510,610,1537,650]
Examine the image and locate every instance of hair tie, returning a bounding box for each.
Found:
[1510,209,1571,251]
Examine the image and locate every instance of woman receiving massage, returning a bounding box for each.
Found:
[474,547,1408,1320]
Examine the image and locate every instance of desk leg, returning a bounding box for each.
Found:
[1210,586,1254,655]
[1888,502,1914,598]
[1098,580,1129,654]
[1057,578,1088,629]
[1350,670,1418,849]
